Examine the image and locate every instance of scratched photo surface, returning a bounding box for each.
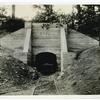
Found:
[0,5,100,95]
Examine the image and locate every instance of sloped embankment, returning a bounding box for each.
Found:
[68,46,100,94]
[0,47,37,95]
[0,28,27,63]
[67,30,99,53]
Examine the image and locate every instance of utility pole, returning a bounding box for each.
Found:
[12,5,15,19]
[72,5,75,29]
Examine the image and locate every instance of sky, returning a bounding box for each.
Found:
[0,5,73,20]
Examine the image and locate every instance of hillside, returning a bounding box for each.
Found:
[0,47,37,95]
[69,46,100,94]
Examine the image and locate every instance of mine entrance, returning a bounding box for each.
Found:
[34,52,58,75]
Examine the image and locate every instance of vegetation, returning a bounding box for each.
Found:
[32,4,100,40]
[73,5,100,39]
[0,6,24,33]
[33,5,72,25]
[1,18,25,32]
[0,7,7,25]
[0,17,25,32]
[33,5,59,23]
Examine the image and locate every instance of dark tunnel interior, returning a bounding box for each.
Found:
[34,52,58,75]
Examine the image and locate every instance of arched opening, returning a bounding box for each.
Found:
[34,52,58,75]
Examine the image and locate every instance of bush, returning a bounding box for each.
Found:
[0,18,25,32]
[33,12,59,23]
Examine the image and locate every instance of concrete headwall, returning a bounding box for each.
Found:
[28,23,61,66]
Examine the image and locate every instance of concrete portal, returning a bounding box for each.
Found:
[24,22,68,76]
[31,23,61,68]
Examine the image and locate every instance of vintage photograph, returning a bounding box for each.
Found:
[0,5,100,95]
